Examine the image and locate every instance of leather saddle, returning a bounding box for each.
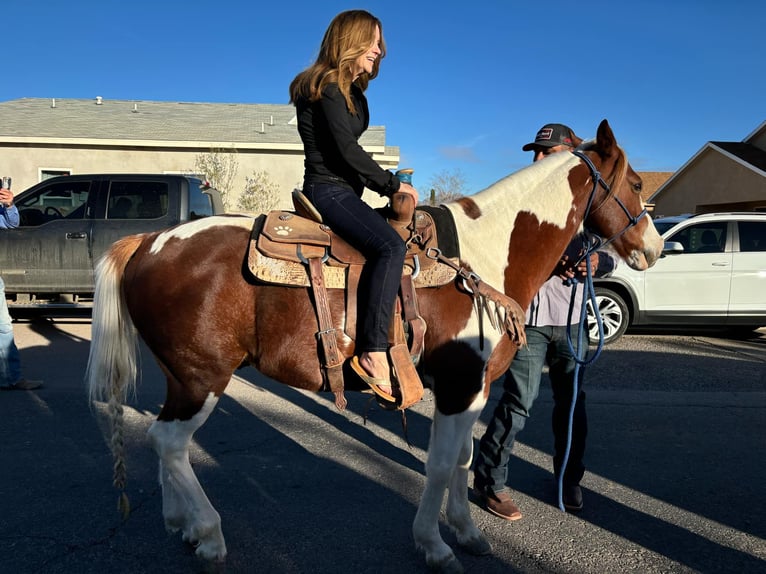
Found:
[247,191,458,411]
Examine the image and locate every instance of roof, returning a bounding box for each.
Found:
[637,171,672,202]
[0,97,388,149]
[709,141,766,172]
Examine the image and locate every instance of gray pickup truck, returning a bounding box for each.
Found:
[2,173,225,314]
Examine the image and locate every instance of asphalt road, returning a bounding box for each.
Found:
[1,319,764,574]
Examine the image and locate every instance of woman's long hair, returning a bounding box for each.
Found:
[289,10,386,114]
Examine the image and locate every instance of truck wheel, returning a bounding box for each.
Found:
[586,287,630,345]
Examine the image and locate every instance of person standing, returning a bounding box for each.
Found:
[473,124,614,519]
[289,10,421,404]
[1,181,43,391]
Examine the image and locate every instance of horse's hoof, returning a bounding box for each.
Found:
[195,540,227,562]
[426,554,464,574]
[458,535,492,556]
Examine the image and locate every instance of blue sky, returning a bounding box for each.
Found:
[4,0,765,195]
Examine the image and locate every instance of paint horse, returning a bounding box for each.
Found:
[87,120,663,573]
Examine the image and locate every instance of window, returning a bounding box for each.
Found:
[107,181,169,220]
[188,178,214,220]
[15,180,91,226]
[40,169,71,181]
[668,222,727,253]
[738,221,766,252]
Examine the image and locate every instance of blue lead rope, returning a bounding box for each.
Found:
[557,234,606,512]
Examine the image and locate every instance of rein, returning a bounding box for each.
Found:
[554,150,649,512]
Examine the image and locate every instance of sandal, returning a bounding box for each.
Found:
[350,356,396,404]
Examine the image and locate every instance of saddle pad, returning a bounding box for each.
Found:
[248,242,458,289]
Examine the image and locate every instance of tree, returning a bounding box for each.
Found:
[192,148,239,211]
[427,168,467,205]
[237,169,281,214]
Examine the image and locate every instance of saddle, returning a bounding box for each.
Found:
[248,191,458,411]
[248,191,527,411]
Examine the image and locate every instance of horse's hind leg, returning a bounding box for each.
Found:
[147,393,227,561]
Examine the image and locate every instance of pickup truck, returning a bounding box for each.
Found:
[2,173,225,314]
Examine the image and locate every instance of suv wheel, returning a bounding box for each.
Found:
[586,287,630,345]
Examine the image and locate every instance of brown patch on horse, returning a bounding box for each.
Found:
[123,225,261,421]
[417,285,486,415]
[454,197,482,220]
[503,212,577,312]
[483,337,519,399]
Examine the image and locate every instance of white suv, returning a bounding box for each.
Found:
[587,212,766,344]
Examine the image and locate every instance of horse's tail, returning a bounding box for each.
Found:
[85,234,145,518]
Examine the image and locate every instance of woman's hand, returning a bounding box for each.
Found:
[398,182,419,205]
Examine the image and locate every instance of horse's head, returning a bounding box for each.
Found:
[575,120,663,270]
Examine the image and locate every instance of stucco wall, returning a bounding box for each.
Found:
[652,149,766,216]
[0,144,393,210]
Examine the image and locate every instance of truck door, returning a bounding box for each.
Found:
[90,177,179,266]
[1,179,95,294]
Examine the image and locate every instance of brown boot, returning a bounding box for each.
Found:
[476,488,522,521]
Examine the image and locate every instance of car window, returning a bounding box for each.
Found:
[667,221,727,253]
[107,181,169,220]
[188,178,214,220]
[16,180,92,226]
[654,220,679,235]
[737,221,766,252]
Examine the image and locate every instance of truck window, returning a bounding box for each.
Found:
[16,180,91,226]
[107,181,168,219]
[189,179,214,220]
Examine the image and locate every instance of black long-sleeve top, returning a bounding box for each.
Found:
[295,82,400,198]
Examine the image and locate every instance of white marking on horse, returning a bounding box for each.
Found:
[446,152,579,289]
[147,393,227,560]
[149,216,254,255]
[454,312,505,361]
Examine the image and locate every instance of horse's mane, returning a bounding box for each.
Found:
[452,151,581,230]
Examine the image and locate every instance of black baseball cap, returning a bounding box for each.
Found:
[522,123,576,151]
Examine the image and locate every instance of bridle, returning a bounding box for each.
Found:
[573,149,648,252]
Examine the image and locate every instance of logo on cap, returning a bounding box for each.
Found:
[536,128,554,142]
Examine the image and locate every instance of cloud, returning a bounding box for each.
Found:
[437,133,491,163]
[438,145,481,163]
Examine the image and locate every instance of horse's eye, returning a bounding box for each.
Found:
[633,182,642,193]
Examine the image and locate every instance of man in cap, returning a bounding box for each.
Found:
[472,123,615,520]
[522,123,578,159]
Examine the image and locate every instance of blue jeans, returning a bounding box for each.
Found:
[474,325,588,493]
[303,182,406,352]
[0,276,22,387]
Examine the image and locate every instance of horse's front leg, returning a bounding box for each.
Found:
[445,411,492,557]
[147,393,227,561]
[413,400,489,573]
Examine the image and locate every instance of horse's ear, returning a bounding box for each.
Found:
[570,131,584,148]
[596,119,617,158]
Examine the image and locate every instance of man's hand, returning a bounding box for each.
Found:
[555,252,599,281]
[0,187,14,208]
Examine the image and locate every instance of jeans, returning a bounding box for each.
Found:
[0,276,21,387]
[474,325,588,493]
[303,182,406,352]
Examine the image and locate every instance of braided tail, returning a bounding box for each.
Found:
[85,234,145,519]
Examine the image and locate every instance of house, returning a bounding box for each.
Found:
[0,97,400,210]
[650,120,766,217]
[637,171,672,211]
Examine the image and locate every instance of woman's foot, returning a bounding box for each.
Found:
[350,352,395,403]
